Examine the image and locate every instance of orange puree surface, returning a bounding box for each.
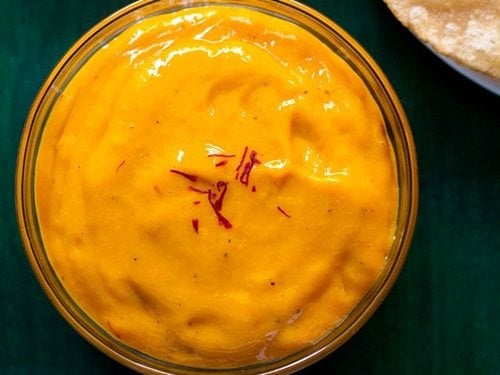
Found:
[35,5,398,367]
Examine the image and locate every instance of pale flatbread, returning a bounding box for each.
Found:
[384,0,500,78]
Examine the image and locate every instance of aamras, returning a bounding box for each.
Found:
[35,5,398,367]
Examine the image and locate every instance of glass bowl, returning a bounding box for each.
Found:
[16,0,418,373]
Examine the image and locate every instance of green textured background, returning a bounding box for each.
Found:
[1,0,499,374]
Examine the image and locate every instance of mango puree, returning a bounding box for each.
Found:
[36,5,398,367]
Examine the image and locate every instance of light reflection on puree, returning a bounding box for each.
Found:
[35,5,397,368]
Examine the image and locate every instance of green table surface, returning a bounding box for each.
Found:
[1,0,499,374]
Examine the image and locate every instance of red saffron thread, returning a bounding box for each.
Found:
[203,184,232,229]
[174,162,234,228]
[116,160,126,172]
[252,185,256,192]
[215,160,228,167]
[192,219,199,233]
[277,206,291,218]
[211,181,228,211]
[239,151,260,186]
[188,186,209,194]
[153,185,162,195]
[211,203,232,228]
[170,169,198,182]
[235,146,249,180]
[189,182,231,228]
[208,153,236,158]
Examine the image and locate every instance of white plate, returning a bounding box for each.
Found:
[424,43,500,96]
